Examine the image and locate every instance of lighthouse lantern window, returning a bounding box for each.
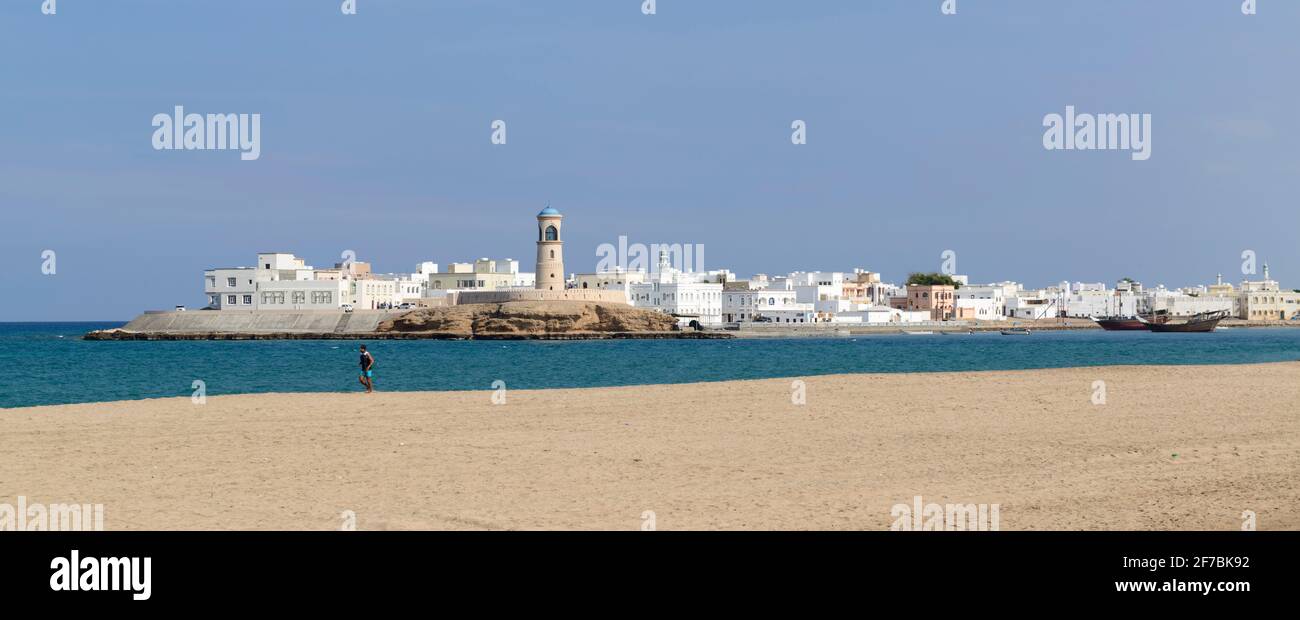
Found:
[544,225,558,241]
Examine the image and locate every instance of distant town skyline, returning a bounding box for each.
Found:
[4,1,1298,321]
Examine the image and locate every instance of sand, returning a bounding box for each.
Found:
[2,362,1297,530]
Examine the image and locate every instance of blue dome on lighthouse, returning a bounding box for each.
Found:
[538,205,560,216]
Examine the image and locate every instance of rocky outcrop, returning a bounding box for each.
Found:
[85,302,726,340]
[378,301,685,338]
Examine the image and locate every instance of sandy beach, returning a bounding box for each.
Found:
[2,362,1297,531]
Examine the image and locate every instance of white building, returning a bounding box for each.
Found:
[722,287,810,322]
[788,271,850,322]
[828,306,899,324]
[204,268,257,310]
[257,278,349,310]
[1007,290,1060,320]
[629,251,724,325]
[1063,285,1141,318]
[1146,287,1236,317]
[955,297,1004,321]
[955,284,1011,320]
[205,252,354,310]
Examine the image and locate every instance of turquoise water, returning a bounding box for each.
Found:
[2,322,1299,409]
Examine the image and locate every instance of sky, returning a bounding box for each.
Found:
[2,0,1297,321]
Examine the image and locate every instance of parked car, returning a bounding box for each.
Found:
[754,316,773,323]
[174,305,186,312]
[398,303,413,310]
[341,304,355,313]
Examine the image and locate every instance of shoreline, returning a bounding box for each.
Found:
[9,357,1300,411]
[5,361,1298,530]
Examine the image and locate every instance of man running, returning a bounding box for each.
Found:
[358,344,375,393]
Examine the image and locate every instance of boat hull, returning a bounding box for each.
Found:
[1143,310,1229,333]
[1145,317,1224,333]
[1093,318,1146,331]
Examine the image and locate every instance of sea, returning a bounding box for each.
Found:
[2,322,1299,409]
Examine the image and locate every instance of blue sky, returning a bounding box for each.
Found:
[2,0,1297,321]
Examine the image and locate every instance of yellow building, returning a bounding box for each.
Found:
[1239,264,1300,321]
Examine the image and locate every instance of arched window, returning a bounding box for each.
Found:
[545,225,558,241]
[550,250,555,259]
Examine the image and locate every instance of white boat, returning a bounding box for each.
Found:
[901,330,934,335]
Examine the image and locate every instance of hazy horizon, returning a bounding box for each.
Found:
[4,1,1298,321]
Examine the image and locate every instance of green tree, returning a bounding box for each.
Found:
[906,272,961,289]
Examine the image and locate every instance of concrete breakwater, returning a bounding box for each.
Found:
[112,309,390,333]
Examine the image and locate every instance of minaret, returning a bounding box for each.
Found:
[535,205,564,291]
[1263,263,1270,281]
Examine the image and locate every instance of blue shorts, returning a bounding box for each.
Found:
[363,370,373,378]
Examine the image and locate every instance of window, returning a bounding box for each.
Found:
[545,225,558,241]
[227,295,237,305]
[292,291,305,304]
[227,277,237,287]
[243,295,253,305]
[549,250,555,259]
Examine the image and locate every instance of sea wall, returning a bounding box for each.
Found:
[112,310,394,335]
